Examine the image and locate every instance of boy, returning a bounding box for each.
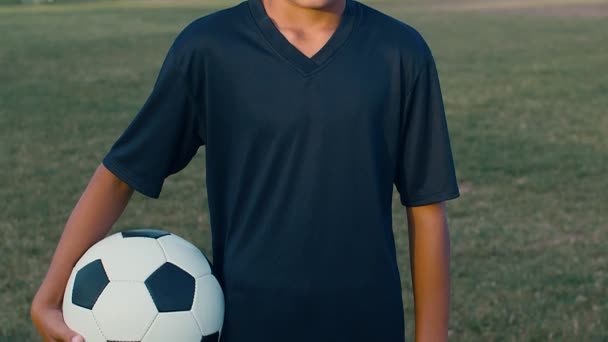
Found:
[31,0,460,341]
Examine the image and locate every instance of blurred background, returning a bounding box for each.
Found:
[1,0,606,340]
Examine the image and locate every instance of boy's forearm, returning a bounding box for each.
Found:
[406,202,451,342]
[33,163,134,307]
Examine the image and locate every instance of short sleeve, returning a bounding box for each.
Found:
[394,56,460,207]
[102,43,204,199]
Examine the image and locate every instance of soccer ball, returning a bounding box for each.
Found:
[62,228,224,342]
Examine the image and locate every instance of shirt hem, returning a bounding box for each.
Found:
[400,189,460,207]
[102,156,161,199]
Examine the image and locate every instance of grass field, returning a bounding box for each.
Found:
[1,0,607,340]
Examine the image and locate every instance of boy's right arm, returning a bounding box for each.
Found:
[31,163,135,342]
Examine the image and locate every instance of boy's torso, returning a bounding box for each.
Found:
[167,1,432,340]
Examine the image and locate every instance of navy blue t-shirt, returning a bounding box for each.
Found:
[102,0,460,341]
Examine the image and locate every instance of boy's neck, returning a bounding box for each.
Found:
[260,0,346,31]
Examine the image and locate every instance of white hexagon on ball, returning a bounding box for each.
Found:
[102,236,166,282]
[193,274,225,337]
[157,234,212,278]
[92,282,158,341]
[143,311,202,342]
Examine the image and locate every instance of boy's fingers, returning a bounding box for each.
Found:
[45,310,83,342]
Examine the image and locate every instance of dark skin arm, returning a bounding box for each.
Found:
[406,201,451,342]
[31,163,134,342]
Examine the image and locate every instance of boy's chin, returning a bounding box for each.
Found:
[286,0,344,10]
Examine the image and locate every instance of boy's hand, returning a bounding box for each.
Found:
[31,302,84,342]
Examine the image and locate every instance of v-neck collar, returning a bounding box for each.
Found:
[248,0,358,76]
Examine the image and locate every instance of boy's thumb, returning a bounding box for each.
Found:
[71,335,84,342]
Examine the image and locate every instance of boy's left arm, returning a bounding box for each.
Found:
[406,201,451,342]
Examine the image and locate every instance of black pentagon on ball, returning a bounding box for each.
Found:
[72,259,109,309]
[121,228,170,239]
[145,262,195,312]
[201,332,219,342]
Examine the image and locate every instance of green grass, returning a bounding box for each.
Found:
[0,0,106,5]
[1,0,607,340]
